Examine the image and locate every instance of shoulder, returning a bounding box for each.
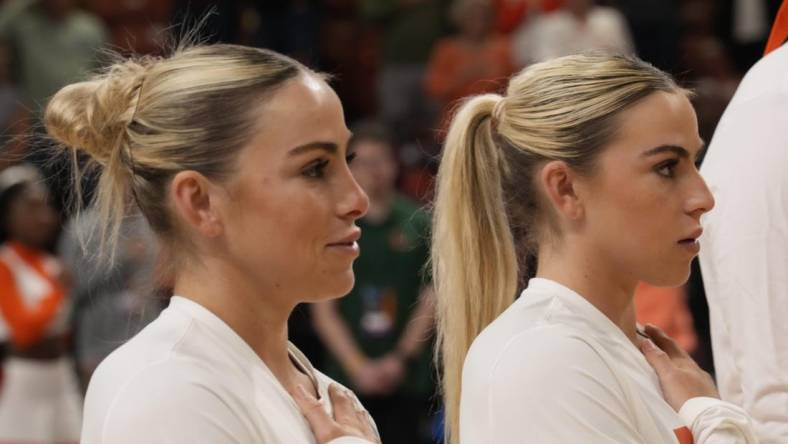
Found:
[463,326,631,432]
[85,356,251,443]
[464,324,624,404]
[494,326,613,380]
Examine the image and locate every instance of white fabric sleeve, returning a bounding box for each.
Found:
[679,397,758,443]
[97,365,255,444]
[327,438,375,444]
[482,331,645,443]
[701,93,788,443]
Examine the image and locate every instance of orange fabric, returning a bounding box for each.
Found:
[673,426,694,444]
[0,242,65,348]
[634,282,698,353]
[765,0,788,55]
[425,35,515,131]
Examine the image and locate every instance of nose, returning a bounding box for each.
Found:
[338,167,369,221]
[686,172,715,219]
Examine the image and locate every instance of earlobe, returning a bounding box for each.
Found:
[540,161,583,221]
[170,171,224,238]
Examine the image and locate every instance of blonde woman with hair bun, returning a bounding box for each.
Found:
[45,44,380,444]
[432,53,759,443]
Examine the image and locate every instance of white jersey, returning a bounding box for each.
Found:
[81,296,374,444]
[460,278,757,443]
[700,42,788,444]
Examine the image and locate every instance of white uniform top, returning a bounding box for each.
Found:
[81,296,373,444]
[460,278,758,443]
[699,42,788,444]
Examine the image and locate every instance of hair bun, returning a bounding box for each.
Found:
[44,60,149,165]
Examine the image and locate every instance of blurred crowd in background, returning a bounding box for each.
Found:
[0,0,780,443]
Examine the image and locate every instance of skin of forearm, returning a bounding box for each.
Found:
[311,301,368,375]
[394,286,435,358]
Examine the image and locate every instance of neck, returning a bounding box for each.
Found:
[536,238,638,344]
[173,254,299,386]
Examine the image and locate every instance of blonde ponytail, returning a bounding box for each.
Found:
[432,94,519,444]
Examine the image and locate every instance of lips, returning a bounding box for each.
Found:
[678,227,703,244]
[327,228,361,247]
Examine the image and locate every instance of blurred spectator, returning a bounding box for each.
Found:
[250,0,321,66]
[512,0,633,66]
[715,0,779,74]
[0,0,108,115]
[610,0,681,74]
[58,209,162,390]
[170,0,240,45]
[681,35,741,142]
[360,0,449,144]
[86,0,170,55]
[319,0,378,122]
[312,123,436,444]
[0,164,81,443]
[0,40,28,171]
[634,282,698,354]
[425,0,515,131]
[492,0,563,35]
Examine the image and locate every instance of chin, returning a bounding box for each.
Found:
[309,272,356,302]
[645,266,692,288]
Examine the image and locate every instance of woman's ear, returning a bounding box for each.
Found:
[169,170,224,238]
[539,160,584,221]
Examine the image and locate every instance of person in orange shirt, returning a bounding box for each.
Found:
[0,164,82,443]
[425,0,515,132]
[634,282,698,354]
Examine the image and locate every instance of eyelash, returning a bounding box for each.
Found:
[303,152,357,179]
[656,159,679,178]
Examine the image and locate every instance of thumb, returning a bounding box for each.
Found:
[640,338,674,377]
[293,384,334,439]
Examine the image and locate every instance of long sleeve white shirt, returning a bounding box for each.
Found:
[699,42,788,444]
[460,278,758,443]
[81,296,374,444]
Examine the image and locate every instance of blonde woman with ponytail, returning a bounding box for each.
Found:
[433,54,759,443]
[45,44,379,444]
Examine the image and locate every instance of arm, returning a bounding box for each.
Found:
[311,300,369,379]
[393,285,434,360]
[700,94,788,442]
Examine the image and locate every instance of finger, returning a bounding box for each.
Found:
[328,384,359,425]
[293,384,334,435]
[644,324,686,359]
[639,338,675,377]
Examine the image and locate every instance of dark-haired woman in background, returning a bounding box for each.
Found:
[0,164,82,443]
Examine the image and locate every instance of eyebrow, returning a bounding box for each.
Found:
[642,141,707,163]
[288,141,339,157]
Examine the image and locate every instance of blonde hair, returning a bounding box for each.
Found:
[432,53,682,443]
[44,44,306,271]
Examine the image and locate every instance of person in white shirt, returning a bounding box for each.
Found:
[431,53,759,443]
[512,0,633,67]
[43,43,379,444]
[699,4,788,441]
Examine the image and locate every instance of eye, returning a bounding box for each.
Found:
[346,152,357,165]
[655,159,679,178]
[303,159,330,179]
